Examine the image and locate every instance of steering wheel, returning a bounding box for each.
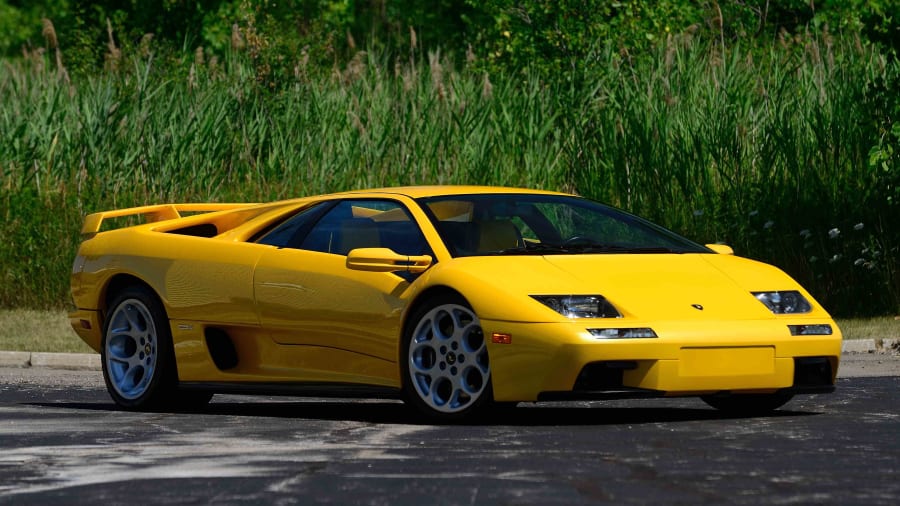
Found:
[563,235,595,246]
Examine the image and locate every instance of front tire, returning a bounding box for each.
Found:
[102,285,211,410]
[401,295,493,421]
[701,392,794,415]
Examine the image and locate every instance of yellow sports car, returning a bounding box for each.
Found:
[70,186,841,420]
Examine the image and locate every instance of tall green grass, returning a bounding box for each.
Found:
[1,34,897,316]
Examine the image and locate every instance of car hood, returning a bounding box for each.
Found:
[437,254,812,322]
[539,254,783,320]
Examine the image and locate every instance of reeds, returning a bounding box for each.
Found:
[0,26,896,316]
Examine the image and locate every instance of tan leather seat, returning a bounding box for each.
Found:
[477,220,522,252]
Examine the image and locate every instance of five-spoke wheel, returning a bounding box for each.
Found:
[403,295,492,420]
[105,297,160,401]
[102,285,212,410]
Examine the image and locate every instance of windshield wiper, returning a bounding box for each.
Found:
[486,243,682,256]
[565,245,681,254]
[489,243,573,255]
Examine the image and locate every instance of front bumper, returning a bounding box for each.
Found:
[481,318,841,402]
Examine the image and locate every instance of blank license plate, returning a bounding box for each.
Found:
[679,346,775,377]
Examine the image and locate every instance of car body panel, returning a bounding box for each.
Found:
[170,321,400,387]
[254,247,410,360]
[75,233,264,324]
[414,254,817,323]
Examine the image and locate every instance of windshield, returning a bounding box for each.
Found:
[418,194,711,257]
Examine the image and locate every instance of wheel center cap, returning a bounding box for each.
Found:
[145,344,151,355]
[446,353,456,365]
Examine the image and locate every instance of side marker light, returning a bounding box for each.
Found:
[491,333,512,344]
[80,319,92,330]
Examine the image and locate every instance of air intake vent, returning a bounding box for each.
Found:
[573,361,638,390]
[794,357,833,387]
[205,328,238,370]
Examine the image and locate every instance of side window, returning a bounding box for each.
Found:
[299,200,429,256]
[256,202,329,248]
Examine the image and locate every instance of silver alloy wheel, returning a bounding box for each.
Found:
[105,298,159,400]
[408,303,490,413]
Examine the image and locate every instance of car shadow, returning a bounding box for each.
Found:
[27,398,820,426]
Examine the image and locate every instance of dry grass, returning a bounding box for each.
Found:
[836,317,900,341]
[0,310,93,353]
[0,310,896,354]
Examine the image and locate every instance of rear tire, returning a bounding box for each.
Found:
[102,285,211,410]
[701,392,793,415]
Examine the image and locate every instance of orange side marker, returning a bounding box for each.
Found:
[491,333,512,344]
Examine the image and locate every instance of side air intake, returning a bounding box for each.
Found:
[205,328,238,370]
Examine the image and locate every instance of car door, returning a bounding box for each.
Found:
[253,198,432,365]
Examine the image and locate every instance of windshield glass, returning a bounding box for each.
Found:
[418,194,711,257]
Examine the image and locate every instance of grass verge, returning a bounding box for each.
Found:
[0,310,93,353]
[0,310,896,354]
[836,317,900,342]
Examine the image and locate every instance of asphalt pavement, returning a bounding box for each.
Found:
[0,368,898,504]
[1,343,897,504]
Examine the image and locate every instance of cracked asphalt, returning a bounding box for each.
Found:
[0,363,898,505]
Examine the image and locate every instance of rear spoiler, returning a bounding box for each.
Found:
[81,203,256,237]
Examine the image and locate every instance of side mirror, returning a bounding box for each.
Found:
[705,244,734,255]
[346,248,432,273]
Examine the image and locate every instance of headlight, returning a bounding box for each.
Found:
[752,291,812,314]
[531,295,622,318]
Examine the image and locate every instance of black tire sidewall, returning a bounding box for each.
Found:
[701,392,794,415]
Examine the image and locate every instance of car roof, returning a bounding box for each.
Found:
[329,185,570,199]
